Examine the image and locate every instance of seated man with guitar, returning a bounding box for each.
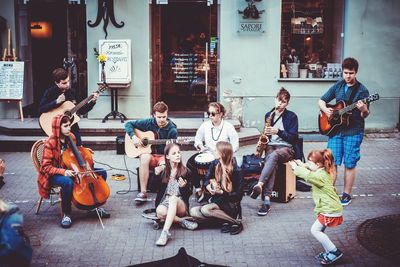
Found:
[124,101,178,203]
[38,115,110,229]
[39,68,100,146]
[186,102,239,202]
[318,57,371,206]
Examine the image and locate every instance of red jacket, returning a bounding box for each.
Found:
[37,115,76,198]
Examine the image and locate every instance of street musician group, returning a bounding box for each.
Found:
[37,57,373,265]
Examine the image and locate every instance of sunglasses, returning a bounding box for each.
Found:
[207,111,220,117]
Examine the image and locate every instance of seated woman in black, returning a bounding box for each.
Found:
[155,143,198,246]
[190,141,243,235]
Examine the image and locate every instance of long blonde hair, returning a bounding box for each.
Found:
[215,141,233,192]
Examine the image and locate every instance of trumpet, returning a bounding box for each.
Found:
[255,107,276,158]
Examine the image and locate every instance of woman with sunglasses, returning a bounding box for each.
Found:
[186,102,239,202]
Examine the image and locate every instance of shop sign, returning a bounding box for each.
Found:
[98,39,131,84]
[237,0,266,34]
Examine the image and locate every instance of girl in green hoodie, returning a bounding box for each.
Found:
[289,149,343,265]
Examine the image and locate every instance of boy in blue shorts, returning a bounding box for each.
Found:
[318,57,370,206]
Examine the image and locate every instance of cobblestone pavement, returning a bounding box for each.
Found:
[0,137,399,266]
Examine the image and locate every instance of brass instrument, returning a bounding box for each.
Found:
[255,108,276,158]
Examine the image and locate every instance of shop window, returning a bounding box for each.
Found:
[280,0,344,79]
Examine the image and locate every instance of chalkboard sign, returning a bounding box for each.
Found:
[0,61,24,100]
[98,39,131,84]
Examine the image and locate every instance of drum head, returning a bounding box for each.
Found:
[195,152,215,163]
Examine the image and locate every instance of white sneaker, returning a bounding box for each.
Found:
[156,230,171,246]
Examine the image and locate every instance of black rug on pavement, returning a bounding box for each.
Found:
[357,214,400,263]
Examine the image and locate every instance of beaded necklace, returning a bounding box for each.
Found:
[211,121,224,141]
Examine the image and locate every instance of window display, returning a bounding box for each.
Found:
[280,0,344,79]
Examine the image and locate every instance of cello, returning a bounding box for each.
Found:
[61,136,110,210]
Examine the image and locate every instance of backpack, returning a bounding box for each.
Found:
[241,154,264,176]
[0,205,32,267]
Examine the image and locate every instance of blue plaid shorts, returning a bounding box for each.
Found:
[327,133,364,168]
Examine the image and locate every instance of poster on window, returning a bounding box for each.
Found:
[237,0,266,34]
[98,39,131,84]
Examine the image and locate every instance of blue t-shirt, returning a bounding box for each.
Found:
[320,79,370,135]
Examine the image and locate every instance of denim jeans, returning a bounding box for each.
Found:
[50,168,107,214]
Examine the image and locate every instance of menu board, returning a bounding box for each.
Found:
[98,39,131,84]
[0,61,24,100]
[172,53,198,84]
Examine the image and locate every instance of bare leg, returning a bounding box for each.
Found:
[332,165,338,186]
[201,203,237,224]
[344,167,356,195]
[159,196,187,231]
[139,154,151,193]
[190,206,208,222]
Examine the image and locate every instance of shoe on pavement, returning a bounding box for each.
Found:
[230,222,243,235]
[315,252,327,261]
[250,184,262,199]
[221,222,231,233]
[89,207,111,218]
[340,193,352,206]
[180,219,198,230]
[156,230,171,246]
[320,248,343,265]
[257,203,271,216]
[60,214,72,229]
[135,192,148,203]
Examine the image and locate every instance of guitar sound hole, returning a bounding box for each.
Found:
[142,138,149,146]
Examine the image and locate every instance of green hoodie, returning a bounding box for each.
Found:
[293,166,342,216]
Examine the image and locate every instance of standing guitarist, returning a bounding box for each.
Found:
[124,101,178,203]
[318,57,370,206]
[39,68,99,146]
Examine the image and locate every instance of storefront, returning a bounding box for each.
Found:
[0,0,399,132]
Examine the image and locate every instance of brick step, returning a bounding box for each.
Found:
[0,127,261,152]
[0,118,241,137]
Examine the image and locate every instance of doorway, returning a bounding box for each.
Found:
[26,0,87,116]
[151,0,219,115]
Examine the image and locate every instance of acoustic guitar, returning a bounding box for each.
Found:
[39,84,107,136]
[124,129,193,158]
[318,93,379,136]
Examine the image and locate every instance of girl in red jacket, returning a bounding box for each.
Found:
[37,115,109,228]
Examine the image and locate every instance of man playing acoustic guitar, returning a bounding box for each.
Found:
[39,68,99,146]
[318,57,370,206]
[124,101,178,203]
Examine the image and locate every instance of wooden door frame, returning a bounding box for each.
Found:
[150,1,219,114]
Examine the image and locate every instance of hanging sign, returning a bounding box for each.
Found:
[237,0,266,34]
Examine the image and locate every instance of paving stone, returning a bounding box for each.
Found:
[1,139,400,266]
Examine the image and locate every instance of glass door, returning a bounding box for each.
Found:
[151,0,218,115]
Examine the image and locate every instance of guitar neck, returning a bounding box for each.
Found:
[338,98,366,115]
[69,94,95,115]
[148,139,177,145]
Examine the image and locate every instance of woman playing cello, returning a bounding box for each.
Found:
[37,114,110,228]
